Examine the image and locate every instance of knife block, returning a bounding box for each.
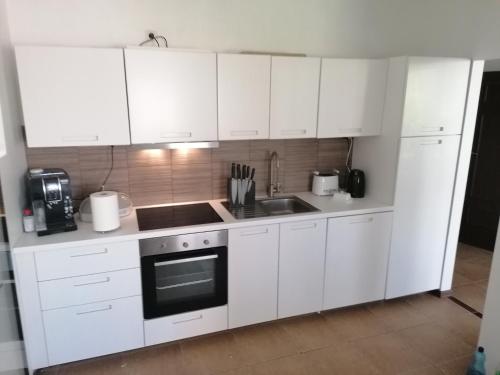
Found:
[226,178,255,207]
[245,180,256,204]
[227,178,240,208]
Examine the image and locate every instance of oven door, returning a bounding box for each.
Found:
[141,246,227,319]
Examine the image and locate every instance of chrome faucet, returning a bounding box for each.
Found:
[268,151,281,198]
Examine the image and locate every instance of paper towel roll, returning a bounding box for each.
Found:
[90,191,120,232]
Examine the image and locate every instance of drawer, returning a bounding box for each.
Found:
[35,241,139,281]
[43,296,144,365]
[144,306,228,346]
[38,268,141,310]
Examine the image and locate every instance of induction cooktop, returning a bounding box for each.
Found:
[136,203,224,231]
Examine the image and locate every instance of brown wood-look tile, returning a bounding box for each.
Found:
[171,148,212,165]
[224,353,310,375]
[404,293,472,321]
[120,343,191,375]
[233,322,301,365]
[180,332,246,375]
[474,279,489,290]
[80,167,130,196]
[366,299,431,331]
[212,141,251,162]
[355,332,432,374]
[455,243,492,261]
[451,284,487,313]
[79,146,128,170]
[452,272,475,288]
[128,165,173,206]
[434,310,481,347]
[322,305,391,341]
[172,163,212,203]
[126,148,170,167]
[249,140,286,161]
[317,138,348,172]
[437,354,472,375]
[55,352,126,375]
[454,261,492,282]
[396,323,473,365]
[278,313,341,352]
[399,366,445,375]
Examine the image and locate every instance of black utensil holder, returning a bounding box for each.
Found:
[227,178,255,208]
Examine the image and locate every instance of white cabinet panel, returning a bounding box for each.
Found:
[38,268,141,310]
[228,225,279,328]
[218,54,271,140]
[15,46,130,147]
[144,306,227,346]
[278,219,326,318]
[386,136,460,299]
[35,241,139,281]
[270,56,320,139]
[318,58,388,138]
[125,48,217,143]
[402,57,470,137]
[323,213,392,310]
[43,296,144,365]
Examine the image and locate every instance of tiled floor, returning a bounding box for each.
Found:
[40,243,492,375]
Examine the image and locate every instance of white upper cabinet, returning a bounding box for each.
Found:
[402,57,470,137]
[125,48,217,143]
[218,54,271,140]
[15,46,130,147]
[317,58,388,138]
[270,56,320,139]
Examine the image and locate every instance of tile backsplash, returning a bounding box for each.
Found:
[26,139,349,206]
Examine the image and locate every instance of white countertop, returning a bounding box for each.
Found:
[12,192,393,253]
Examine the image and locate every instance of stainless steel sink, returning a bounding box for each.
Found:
[222,196,319,219]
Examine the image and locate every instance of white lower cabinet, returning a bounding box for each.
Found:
[323,212,393,310]
[228,225,279,328]
[278,219,327,318]
[144,306,228,346]
[43,296,144,365]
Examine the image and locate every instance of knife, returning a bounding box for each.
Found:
[248,167,255,192]
[231,163,237,205]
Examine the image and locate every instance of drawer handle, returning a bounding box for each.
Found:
[420,140,442,146]
[230,130,258,136]
[290,223,317,231]
[73,277,110,287]
[62,135,99,142]
[160,132,192,138]
[240,229,269,237]
[173,314,203,324]
[76,305,112,315]
[422,126,444,132]
[339,127,362,133]
[70,248,108,258]
[280,129,307,136]
[349,218,373,224]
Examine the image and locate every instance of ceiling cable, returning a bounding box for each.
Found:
[139,33,168,48]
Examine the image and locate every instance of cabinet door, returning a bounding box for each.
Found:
[125,48,217,143]
[15,46,130,147]
[278,219,326,319]
[43,296,144,365]
[402,57,470,137]
[317,58,388,138]
[324,212,392,310]
[228,225,279,328]
[270,56,320,139]
[218,54,271,140]
[386,136,460,299]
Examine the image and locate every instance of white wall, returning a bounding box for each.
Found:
[479,224,500,374]
[0,0,28,245]
[5,0,500,58]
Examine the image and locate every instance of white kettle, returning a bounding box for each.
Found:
[312,170,339,196]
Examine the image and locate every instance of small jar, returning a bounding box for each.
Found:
[23,208,35,233]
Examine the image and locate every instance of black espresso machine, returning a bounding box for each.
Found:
[26,168,77,236]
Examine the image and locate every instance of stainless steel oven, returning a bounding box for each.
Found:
[140,230,228,319]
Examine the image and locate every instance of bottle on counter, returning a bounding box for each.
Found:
[22,208,35,233]
[467,347,486,375]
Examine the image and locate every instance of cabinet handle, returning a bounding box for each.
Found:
[173,314,203,324]
[160,132,192,138]
[280,129,307,136]
[70,248,108,258]
[73,277,110,287]
[339,128,362,133]
[290,223,317,231]
[76,305,112,315]
[230,130,258,136]
[349,217,373,224]
[421,126,444,132]
[62,135,99,142]
[240,228,269,237]
[420,140,442,146]
[155,254,218,267]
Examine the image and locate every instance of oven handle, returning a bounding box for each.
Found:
[154,254,218,267]
[156,278,214,290]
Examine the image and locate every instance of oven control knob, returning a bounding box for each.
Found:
[203,239,210,245]
[182,242,189,248]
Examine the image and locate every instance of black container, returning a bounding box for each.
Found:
[347,169,365,198]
